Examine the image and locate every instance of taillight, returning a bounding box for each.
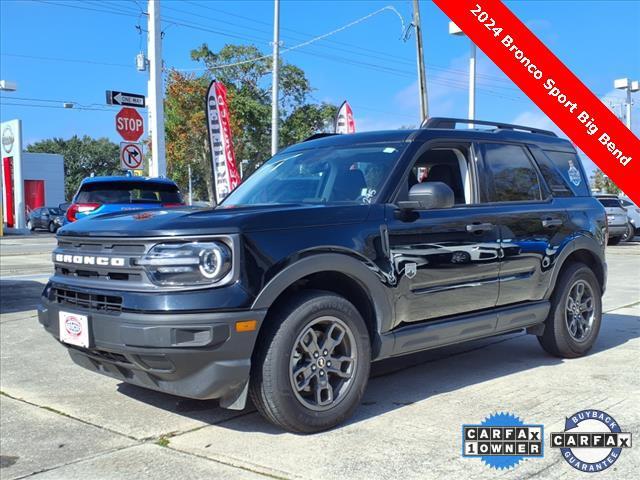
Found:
[66,203,100,222]
[162,203,184,208]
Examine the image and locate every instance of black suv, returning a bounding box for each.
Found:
[39,118,607,433]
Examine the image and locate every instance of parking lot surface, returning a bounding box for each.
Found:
[1,234,638,479]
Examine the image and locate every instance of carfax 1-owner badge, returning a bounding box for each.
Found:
[462,412,544,470]
[551,409,632,472]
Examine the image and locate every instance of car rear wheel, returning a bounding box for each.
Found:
[538,262,602,358]
[621,222,634,242]
[250,290,370,433]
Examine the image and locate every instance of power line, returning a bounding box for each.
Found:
[0,102,116,112]
[1,52,132,68]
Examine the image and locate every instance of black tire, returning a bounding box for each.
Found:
[250,290,371,433]
[538,262,602,358]
[621,223,633,242]
[48,222,57,233]
[27,220,35,231]
[608,236,621,245]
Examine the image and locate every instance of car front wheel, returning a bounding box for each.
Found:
[27,220,34,231]
[48,222,57,233]
[250,290,371,433]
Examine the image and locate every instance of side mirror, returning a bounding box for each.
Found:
[407,181,455,209]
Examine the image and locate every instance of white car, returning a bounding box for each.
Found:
[620,197,640,238]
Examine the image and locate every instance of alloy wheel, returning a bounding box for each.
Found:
[289,316,357,411]
[565,280,595,342]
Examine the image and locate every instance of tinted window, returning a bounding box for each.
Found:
[598,198,622,208]
[482,144,542,202]
[76,181,182,204]
[542,150,590,196]
[48,208,62,215]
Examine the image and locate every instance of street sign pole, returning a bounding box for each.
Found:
[148,0,166,177]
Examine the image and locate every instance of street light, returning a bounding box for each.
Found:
[614,78,639,130]
[0,80,17,92]
[449,22,476,124]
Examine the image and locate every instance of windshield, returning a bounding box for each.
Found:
[48,208,62,215]
[223,143,406,206]
[76,181,182,204]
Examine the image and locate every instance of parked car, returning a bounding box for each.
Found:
[40,117,607,433]
[64,175,184,223]
[619,197,640,239]
[27,207,64,233]
[595,195,630,244]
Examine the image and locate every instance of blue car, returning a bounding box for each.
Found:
[65,175,184,223]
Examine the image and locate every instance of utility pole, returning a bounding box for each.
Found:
[614,78,638,130]
[468,43,476,122]
[271,0,280,156]
[148,0,166,177]
[412,0,429,123]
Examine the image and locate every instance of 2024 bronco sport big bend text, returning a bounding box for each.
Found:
[40,118,607,433]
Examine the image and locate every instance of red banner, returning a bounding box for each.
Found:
[205,80,241,204]
[335,101,356,134]
[433,0,640,204]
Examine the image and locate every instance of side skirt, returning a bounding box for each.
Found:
[377,301,550,359]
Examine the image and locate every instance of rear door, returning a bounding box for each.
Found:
[476,141,569,305]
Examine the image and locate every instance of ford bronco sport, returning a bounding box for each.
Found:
[39,118,607,433]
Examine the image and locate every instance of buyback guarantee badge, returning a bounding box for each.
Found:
[551,410,632,472]
[462,412,544,470]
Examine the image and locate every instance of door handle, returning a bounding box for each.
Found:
[542,218,563,228]
[466,222,494,233]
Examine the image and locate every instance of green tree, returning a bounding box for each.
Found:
[164,43,337,203]
[26,136,119,199]
[590,169,621,195]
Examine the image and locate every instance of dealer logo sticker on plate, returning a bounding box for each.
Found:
[59,311,90,348]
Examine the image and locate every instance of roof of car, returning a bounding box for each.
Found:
[290,118,573,152]
[81,175,177,185]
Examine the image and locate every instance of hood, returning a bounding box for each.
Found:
[57,203,370,238]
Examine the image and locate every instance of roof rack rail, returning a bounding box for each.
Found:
[421,117,557,137]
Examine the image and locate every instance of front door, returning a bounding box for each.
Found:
[387,206,502,325]
[386,142,501,326]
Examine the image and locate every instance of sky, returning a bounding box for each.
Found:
[1,0,639,178]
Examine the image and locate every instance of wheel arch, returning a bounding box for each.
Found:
[251,253,394,359]
[545,235,606,299]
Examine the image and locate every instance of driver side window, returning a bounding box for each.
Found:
[402,145,474,205]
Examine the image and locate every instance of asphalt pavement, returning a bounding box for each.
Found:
[1,233,638,479]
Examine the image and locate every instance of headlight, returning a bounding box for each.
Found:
[138,241,233,286]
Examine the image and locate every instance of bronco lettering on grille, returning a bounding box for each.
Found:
[54,254,126,267]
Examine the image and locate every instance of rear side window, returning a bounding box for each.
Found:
[598,198,622,208]
[481,143,543,202]
[76,181,182,204]
[541,150,590,196]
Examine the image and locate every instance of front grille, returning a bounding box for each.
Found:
[54,287,123,312]
[53,237,151,288]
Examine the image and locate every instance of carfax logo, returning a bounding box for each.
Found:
[551,410,632,472]
[462,412,543,470]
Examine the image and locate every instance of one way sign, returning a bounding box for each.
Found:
[106,90,146,108]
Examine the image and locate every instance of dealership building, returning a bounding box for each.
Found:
[1,119,65,231]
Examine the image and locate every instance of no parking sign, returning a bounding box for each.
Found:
[120,142,144,171]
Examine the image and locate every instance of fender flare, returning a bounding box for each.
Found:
[544,233,606,299]
[251,253,394,335]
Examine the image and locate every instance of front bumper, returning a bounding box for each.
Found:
[38,293,266,409]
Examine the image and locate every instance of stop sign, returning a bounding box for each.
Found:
[115,107,144,142]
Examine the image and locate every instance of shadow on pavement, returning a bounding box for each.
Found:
[0,280,45,314]
[116,310,639,434]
